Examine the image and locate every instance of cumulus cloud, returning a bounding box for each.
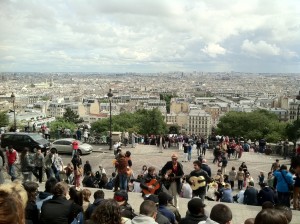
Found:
[202,43,227,58]
[241,40,281,56]
[0,0,300,72]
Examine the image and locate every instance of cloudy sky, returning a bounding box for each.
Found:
[1,0,300,73]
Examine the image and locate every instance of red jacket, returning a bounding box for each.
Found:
[6,149,18,165]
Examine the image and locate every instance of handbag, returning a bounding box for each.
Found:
[280,171,294,191]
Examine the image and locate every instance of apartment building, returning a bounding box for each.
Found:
[188,109,212,136]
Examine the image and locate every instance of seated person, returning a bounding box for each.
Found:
[180,198,207,224]
[140,166,161,196]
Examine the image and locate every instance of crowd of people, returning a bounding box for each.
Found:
[0,179,295,224]
[0,133,300,224]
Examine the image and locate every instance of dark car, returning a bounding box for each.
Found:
[0,132,50,152]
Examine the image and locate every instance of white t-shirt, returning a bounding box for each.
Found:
[181,183,192,199]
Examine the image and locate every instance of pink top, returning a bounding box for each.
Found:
[72,141,79,150]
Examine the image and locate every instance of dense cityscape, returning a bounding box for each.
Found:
[0,72,300,136]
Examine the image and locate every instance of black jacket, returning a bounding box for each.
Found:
[161,161,184,194]
[40,195,81,224]
[201,164,211,177]
[85,198,105,220]
[179,213,207,224]
[258,186,276,205]
[244,187,258,206]
[25,201,39,224]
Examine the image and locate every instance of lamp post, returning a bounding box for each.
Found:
[107,89,113,150]
[11,92,16,131]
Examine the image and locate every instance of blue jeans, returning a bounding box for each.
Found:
[8,164,16,181]
[188,152,192,161]
[119,173,128,191]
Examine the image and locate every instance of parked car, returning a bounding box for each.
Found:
[50,138,93,155]
[0,132,51,152]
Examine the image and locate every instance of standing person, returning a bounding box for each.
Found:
[273,164,294,207]
[76,128,82,141]
[228,167,237,190]
[220,154,228,174]
[115,152,128,191]
[20,148,35,182]
[5,145,18,181]
[182,143,188,162]
[44,150,54,179]
[83,129,88,143]
[187,160,212,202]
[161,153,184,208]
[74,164,83,190]
[237,167,245,190]
[83,160,92,176]
[271,159,280,172]
[52,151,64,182]
[283,139,289,160]
[131,132,136,148]
[200,159,211,177]
[0,150,5,184]
[293,168,300,210]
[187,143,192,162]
[178,135,183,151]
[33,148,44,183]
[196,139,201,156]
[44,126,50,140]
[72,140,79,157]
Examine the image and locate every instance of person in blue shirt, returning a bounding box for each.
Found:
[273,164,294,207]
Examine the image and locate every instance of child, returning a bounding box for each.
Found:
[258,171,265,186]
[267,172,274,188]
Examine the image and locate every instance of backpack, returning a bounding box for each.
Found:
[71,212,83,224]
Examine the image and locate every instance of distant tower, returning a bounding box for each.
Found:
[50,77,54,87]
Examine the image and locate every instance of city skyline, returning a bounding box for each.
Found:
[1,0,300,73]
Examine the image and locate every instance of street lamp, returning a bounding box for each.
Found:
[107,89,113,150]
[11,92,16,131]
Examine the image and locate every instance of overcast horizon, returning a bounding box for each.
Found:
[1,0,300,73]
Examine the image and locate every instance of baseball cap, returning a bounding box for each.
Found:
[114,190,128,202]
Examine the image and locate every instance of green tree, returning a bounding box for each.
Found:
[160,93,177,113]
[169,125,179,134]
[49,119,77,138]
[0,111,9,127]
[286,119,300,148]
[91,109,167,135]
[63,107,83,124]
[216,109,286,142]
